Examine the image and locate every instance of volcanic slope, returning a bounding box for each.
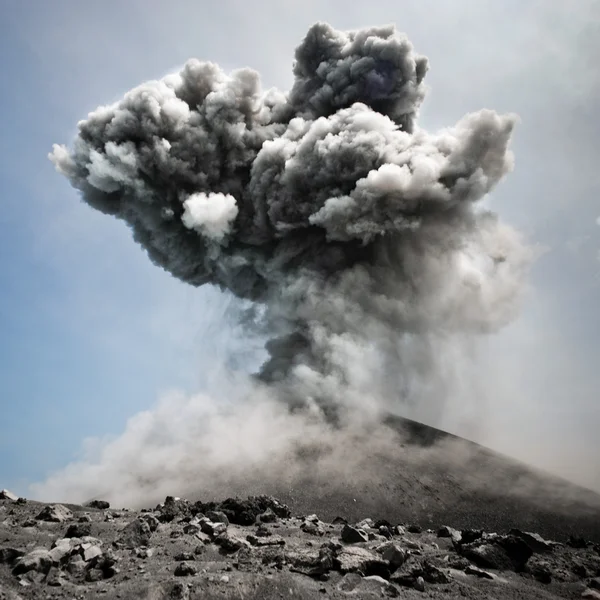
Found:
[193,415,600,544]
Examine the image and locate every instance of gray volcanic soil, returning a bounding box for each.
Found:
[1,493,600,599]
[2,420,600,599]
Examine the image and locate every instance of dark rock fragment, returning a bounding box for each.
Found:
[118,518,152,548]
[86,500,110,510]
[65,523,91,538]
[341,524,368,544]
[0,490,18,501]
[465,565,495,579]
[509,528,555,553]
[171,561,196,577]
[0,548,24,564]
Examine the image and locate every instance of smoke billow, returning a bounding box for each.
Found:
[42,23,534,504]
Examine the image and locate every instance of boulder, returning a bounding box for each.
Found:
[0,547,24,564]
[0,490,18,501]
[341,524,369,544]
[246,534,285,547]
[157,496,192,523]
[65,523,91,538]
[86,500,110,510]
[118,518,153,548]
[288,546,335,578]
[582,590,600,599]
[256,508,278,523]
[509,529,555,554]
[35,504,73,523]
[377,542,407,569]
[437,525,460,540]
[465,565,495,579]
[12,549,52,576]
[357,575,400,597]
[174,562,197,577]
[335,546,390,578]
[301,517,325,536]
[199,518,227,537]
[206,510,229,526]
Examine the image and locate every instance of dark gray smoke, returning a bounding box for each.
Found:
[50,23,531,418]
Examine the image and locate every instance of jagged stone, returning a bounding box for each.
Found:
[377,542,407,569]
[407,524,422,534]
[118,518,152,548]
[414,576,425,591]
[246,534,285,547]
[256,508,278,523]
[509,529,555,554]
[582,590,600,599]
[569,535,589,549]
[12,549,52,576]
[65,522,91,538]
[86,500,110,510]
[213,535,251,554]
[194,496,290,526]
[341,524,368,544]
[157,497,192,523]
[174,552,195,562]
[174,562,197,577]
[355,518,374,529]
[199,518,227,536]
[335,546,390,577]
[0,490,18,501]
[437,525,460,540]
[206,510,230,526]
[35,504,72,523]
[301,517,325,536]
[0,548,24,564]
[465,565,495,579]
[357,575,400,597]
[83,545,103,562]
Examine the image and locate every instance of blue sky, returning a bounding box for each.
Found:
[1,0,599,496]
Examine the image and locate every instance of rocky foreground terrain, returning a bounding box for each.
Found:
[1,489,600,599]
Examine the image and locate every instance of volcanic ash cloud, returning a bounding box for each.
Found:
[50,22,532,421]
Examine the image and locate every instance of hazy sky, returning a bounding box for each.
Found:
[1,0,599,495]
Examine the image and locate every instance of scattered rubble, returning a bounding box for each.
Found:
[0,493,598,598]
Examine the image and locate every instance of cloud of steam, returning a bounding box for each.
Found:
[41,23,537,504]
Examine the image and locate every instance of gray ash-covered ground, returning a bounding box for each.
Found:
[2,491,600,599]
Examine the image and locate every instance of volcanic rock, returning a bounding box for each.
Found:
[118,518,153,548]
[335,545,390,577]
[86,500,110,510]
[465,565,495,579]
[377,542,407,569]
[341,524,369,544]
[300,515,325,536]
[35,504,72,523]
[0,490,18,502]
[510,528,556,553]
[12,549,52,576]
[0,548,24,565]
[65,522,91,538]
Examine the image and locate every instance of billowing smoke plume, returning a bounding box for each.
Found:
[50,22,530,423]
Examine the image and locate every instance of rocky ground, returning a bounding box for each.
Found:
[1,490,600,599]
